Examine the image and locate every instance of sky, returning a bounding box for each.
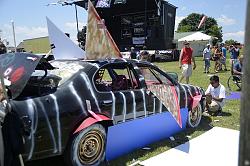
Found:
[0,0,247,47]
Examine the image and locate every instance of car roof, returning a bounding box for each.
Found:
[82,58,153,68]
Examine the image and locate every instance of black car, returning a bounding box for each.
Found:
[0,53,205,166]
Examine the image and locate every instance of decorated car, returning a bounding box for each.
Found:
[0,53,205,165]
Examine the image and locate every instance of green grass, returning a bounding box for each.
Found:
[108,57,240,166]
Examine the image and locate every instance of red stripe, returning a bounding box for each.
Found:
[73,112,111,134]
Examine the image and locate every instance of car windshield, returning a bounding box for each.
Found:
[49,61,85,86]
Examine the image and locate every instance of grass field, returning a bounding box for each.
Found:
[108,57,240,166]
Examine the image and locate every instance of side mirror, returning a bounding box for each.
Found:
[166,72,178,83]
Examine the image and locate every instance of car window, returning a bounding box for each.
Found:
[139,67,172,86]
[49,61,85,86]
[94,63,139,92]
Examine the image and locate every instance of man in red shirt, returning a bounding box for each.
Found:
[179,41,196,84]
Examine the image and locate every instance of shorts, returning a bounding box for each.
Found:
[213,56,219,61]
[220,58,226,65]
[182,64,192,77]
[204,59,210,68]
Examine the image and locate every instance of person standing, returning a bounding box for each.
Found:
[140,46,150,61]
[203,44,211,74]
[234,44,240,59]
[213,45,222,73]
[205,75,226,115]
[220,43,228,71]
[179,41,196,84]
[130,47,137,59]
[229,45,237,65]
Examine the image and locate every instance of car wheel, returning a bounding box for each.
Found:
[187,103,202,128]
[67,124,106,166]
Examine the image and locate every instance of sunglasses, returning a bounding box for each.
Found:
[210,81,218,85]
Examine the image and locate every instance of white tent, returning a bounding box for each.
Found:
[178,32,213,41]
[178,32,216,56]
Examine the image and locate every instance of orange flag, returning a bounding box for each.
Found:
[85,0,122,60]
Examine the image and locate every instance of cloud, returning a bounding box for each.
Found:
[65,21,86,30]
[217,15,236,26]
[1,22,83,46]
[1,24,48,46]
[15,26,48,38]
[175,16,186,31]
[223,31,245,43]
[180,6,187,11]
[181,6,187,11]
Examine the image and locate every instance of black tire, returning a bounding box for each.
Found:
[187,103,202,128]
[66,124,106,166]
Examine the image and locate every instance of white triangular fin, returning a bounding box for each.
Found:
[46,17,85,59]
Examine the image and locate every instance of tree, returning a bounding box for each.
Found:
[225,39,238,46]
[177,13,223,43]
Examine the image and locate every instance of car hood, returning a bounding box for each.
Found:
[0,53,42,99]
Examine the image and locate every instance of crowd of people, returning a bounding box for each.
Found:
[178,40,243,116]
[202,43,240,74]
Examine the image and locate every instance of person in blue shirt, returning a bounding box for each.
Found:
[229,45,238,65]
[220,43,228,71]
[233,55,243,76]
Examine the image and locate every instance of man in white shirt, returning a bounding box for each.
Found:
[205,75,226,115]
[203,44,211,73]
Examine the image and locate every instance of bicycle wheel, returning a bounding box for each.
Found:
[227,75,241,91]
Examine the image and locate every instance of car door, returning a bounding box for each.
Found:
[105,63,184,160]
[136,64,182,127]
[93,62,145,124]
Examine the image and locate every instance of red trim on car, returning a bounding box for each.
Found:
[73,111,111,134]
[192,95,202,109]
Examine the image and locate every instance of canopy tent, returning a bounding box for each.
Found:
[177,32,216,56]
[178,32,214,42]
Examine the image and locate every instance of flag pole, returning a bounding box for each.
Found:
[74,4,81,47]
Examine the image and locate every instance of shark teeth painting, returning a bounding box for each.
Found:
[85,0,122,59]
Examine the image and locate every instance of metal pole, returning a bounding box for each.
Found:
[75,4,79,33]
[239,1,250,166]
[74,4,81,46]
[11,20,17,53]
